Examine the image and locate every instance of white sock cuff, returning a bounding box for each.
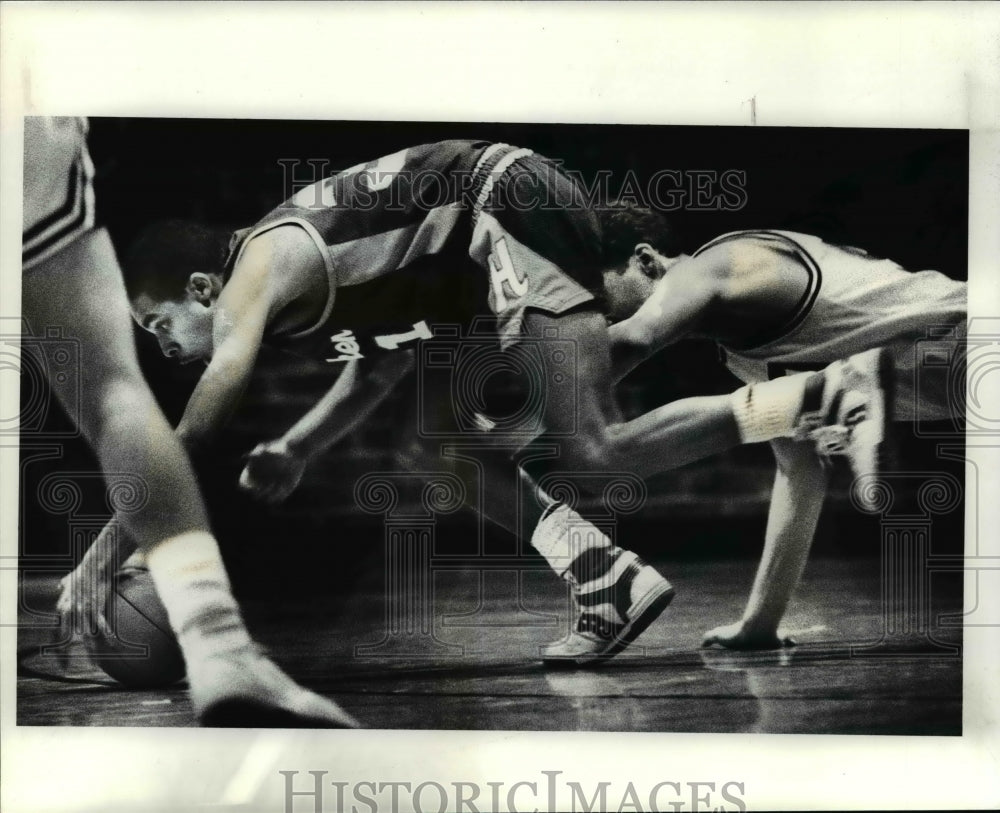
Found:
[146,530,231,589]
[145,530,249,651]
[730,374,808,445]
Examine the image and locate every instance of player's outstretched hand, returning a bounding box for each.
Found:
[239,439,307,504]
[56,560,114,667]
[701,621,796,651]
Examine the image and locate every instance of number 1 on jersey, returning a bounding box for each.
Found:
[374,319,432,350]
[488,237,528,312]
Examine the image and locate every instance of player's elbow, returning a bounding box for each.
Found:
[613,319,658,358]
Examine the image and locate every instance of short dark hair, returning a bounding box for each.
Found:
[124,220,231,302]
[597,203,680,266]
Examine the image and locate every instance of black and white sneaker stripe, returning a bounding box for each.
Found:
[545,548,675,667]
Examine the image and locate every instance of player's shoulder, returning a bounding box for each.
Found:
[672,240,741,286]
[231,224,328,310]
[693,231,806,279]
[238,224,323,272]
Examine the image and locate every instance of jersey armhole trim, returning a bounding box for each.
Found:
[231,217,337,341]
[698,230,823,353]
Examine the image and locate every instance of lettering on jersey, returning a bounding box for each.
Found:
[341,149,409,192]
[290,150,410,209]
[374,320,432,350]
[488,237,528,312]
[327,329,363,363]
[292,177,338,209]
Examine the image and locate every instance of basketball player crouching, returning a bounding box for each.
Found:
[68,141,894,665]
[598,206,966,650]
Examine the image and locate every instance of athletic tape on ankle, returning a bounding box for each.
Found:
[730,374,809,445]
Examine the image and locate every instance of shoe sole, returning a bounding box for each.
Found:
[543,580,676,668]
[200,698,359,729]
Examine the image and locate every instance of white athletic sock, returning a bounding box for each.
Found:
[530,503,618,583]
[145,531,253,669]
[730,371,824,444]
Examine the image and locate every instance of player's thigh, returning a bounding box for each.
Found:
[522,307,621,452]
[22,228,146,414]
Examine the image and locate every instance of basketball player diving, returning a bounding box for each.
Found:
[59,141,891,669]
[600,207,966,650]
[25,117,358,727]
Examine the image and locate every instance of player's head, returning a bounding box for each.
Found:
[597,203,681,322]
[125,220,231,364]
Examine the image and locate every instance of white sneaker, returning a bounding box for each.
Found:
[800,348,894,510]
[190,645,360,728]
[543,550,674,667]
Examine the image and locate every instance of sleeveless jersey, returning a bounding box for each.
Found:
[694,230,966,377]
[693,230,966,420]
[224,140,605,363]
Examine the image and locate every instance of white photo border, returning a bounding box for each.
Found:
[2,3,998,811]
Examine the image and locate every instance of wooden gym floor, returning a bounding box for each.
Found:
[17,555,962,735]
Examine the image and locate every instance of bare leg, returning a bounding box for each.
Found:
[606,395,741,477]
[521,309,742,479]
[25,227,356,727]
[23,228,208,546]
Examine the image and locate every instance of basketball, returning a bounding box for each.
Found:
[89,566,186,688]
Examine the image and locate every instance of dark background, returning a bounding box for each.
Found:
[19,121,968,596]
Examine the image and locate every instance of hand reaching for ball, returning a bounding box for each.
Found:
[56,558,114,670]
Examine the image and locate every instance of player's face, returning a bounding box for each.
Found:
[131,277,217,364]
[602,244,667,322]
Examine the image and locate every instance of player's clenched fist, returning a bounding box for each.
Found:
[701,620,795,651]
[239,438,308,503]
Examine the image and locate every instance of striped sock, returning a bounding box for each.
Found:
[145,531,253,670]
[530,503,617,581]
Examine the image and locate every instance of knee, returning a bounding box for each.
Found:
[87,372,162,446]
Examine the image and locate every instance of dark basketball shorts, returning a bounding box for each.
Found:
[467,146,607,350]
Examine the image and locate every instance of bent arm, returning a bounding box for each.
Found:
[283,351,415,461]
[609,253,723,382]
[741,437,829,635]
[239,351,415,503]
[175,247,276,451]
